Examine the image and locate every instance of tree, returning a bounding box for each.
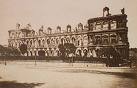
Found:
[58,43,76,57]
[101,46,121,67]
[0,45,20,56]
[58,43,76,62]
[38,50,45,56]
[58,44,65,57]
[19,43,27,55]
[7,47,20,56]
[129,48,137,67]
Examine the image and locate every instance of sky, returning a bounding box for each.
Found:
[0,0,137,48]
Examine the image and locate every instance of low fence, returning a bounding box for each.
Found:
[0,56,104,62]
[0,56,60,60]
[0,56,133,67]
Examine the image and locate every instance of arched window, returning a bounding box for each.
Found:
[103,34,109,45]
[12,32,15,38]
[72,37,75,43]
[33,40,36,47]
[77,40,80,46]
[95,35,101,45]
[111,34,117,44]
[26,40,29,47]
[89,23,93,31]
[26,40,29,45]
[77,49,82,57]
[38,40,41,46]
[83,49,88,57]
[30,51,33,56]
[47,39,50,44]
[19,42,21,47]
[61,38,64,44]
[51,38,54,44]
[30,40,32,47]
[56,38,59,44]
[66,38,70,43]
[111,21,117,29]
[42,39,45,47]
[77,36,81,46]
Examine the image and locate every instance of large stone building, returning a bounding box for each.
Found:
[8,7,129,60]
[8,22,89,57]
[87,7,129,65]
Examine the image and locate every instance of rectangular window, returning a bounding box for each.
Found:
[110,34,117,44]
[103,22,108,30]
[95,25,102,31]
[111,21,117,29]
[95,36,101,45]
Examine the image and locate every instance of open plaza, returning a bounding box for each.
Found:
[0,60,136,88]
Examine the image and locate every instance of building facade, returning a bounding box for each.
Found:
[8,23,89,57]
[8,7,129,60]
[87,7,129,65]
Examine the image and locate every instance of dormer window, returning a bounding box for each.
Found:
[57,26,61,33]
[67,25,71,32]
[78,23,83,31]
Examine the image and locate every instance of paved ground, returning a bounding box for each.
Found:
[0,61,136,88]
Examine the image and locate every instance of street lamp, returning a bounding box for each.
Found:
[4,52,7,66]
[35,54,37,66]
[34,48,37,66]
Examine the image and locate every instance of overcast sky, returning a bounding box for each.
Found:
[0,0,137,47]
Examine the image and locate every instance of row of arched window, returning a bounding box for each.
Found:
[24,37,78,48]
[92,34,117,45]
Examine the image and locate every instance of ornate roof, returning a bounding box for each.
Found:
[88,14,127,23]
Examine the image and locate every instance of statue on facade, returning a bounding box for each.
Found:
[103,7,111,17]
[26,23,31,30]
[16,23,20,30]
[121,8,125,14]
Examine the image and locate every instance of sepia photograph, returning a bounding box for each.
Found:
[0,0,137,88]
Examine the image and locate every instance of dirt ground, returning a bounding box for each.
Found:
[0,61,136,88]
